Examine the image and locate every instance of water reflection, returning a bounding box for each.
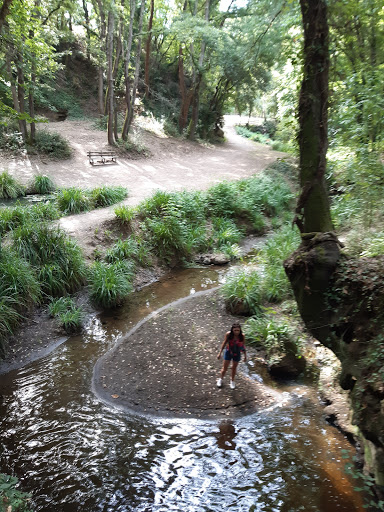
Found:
[214,422,237,450]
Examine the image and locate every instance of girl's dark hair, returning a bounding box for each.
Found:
[228,323,244,341]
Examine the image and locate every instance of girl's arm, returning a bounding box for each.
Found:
[217,333,229,359]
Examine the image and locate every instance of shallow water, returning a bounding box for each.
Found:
[0,194,56,208]
[0,267,365,511]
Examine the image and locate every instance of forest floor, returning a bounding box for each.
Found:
[0,116,292,419]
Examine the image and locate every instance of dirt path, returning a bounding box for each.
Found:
[0,115,286,257]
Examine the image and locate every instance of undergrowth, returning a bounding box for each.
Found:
[0,160,296,356]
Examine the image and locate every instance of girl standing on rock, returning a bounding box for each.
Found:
[217,323,246,389]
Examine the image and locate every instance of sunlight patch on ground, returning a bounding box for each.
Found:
[135,113,169,138]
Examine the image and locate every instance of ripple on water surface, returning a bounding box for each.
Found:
[0,266,366,512]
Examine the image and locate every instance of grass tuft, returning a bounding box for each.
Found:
[114,205,137,224]
[88,261,134,308]
[0,171,26,199]
[221,267,262,316]
[48,296,84,333]
[56,188,92,214]
[12,222,86,295]
[30,174,56,194]
[91,186,128,208]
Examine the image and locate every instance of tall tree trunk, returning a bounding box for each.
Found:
[188,0,210,140]
[16,53,28,141]
[284,0,339,342]
[28,7,39,144]
[188,77,201,139]
[96,0,106,116]
[106,8,115,146]
[295,0,333,233]
[112,16,123,80]
[82,0,91,61]
[98,68,104,116]
[144,0,154,99]
[0,0,13,32]
[177,0,193,134]
[29,71,36,143]
[6,53,24,137]
[122,0,145,137]
[126,0,145,131]
[178,47,194,133]
[121,0,136,140]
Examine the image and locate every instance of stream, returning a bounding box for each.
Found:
[0,266,365,511]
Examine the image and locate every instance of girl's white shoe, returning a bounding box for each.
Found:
[230,380,236,389]
[217,378,223,388]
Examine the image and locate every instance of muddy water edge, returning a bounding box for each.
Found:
[0,263,366,511]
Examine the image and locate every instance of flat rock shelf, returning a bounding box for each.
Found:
[92,289,276,420]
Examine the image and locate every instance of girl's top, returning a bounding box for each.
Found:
[226,336,245,358]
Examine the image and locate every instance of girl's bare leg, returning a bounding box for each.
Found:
[231,361,239,381]
[221,359,231,378]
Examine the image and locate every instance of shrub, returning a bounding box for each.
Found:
[360,233,384,257]
[220,242,242,260]
[0,299,22,354]
[30,174,56,194]
[30,201,61,222]
[244,314,302,359]
[0,201,59,236]
[257,224,300,302]
[48,297,84,333]
[0,128,24,153]
[206,182,238,218]
[105,237,151,266]
[56,187,91,214]
[220,267,262,316]
[250,211,267,232]
[91,186,128,208]
[0,204,30,234]
[0,248,40,354]
[48,296,75,316]
[32,130,72,159]
[0,171,25,199]
[105,238,138,263]
[260,264,292,303]
[174,190,206,226]
[262,119,277,138]
[116,131,149,155]
[0,249,41,309]
[59,308,84,333]
[38,263,68,296]
[88,261,134,308]
[145,213,189,262]
[12,223,86,294]
[240,172,294,217]
[0,473,32,512]
[92,115,108,131]
[184,225,210,253]
[212,217,244,247]
[138,190,175,217]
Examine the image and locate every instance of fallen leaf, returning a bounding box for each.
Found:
[111,394,119,399]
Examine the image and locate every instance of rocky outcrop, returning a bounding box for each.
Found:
[285,234,384,495]
[195,252,231,265]
[268,351,306,379]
